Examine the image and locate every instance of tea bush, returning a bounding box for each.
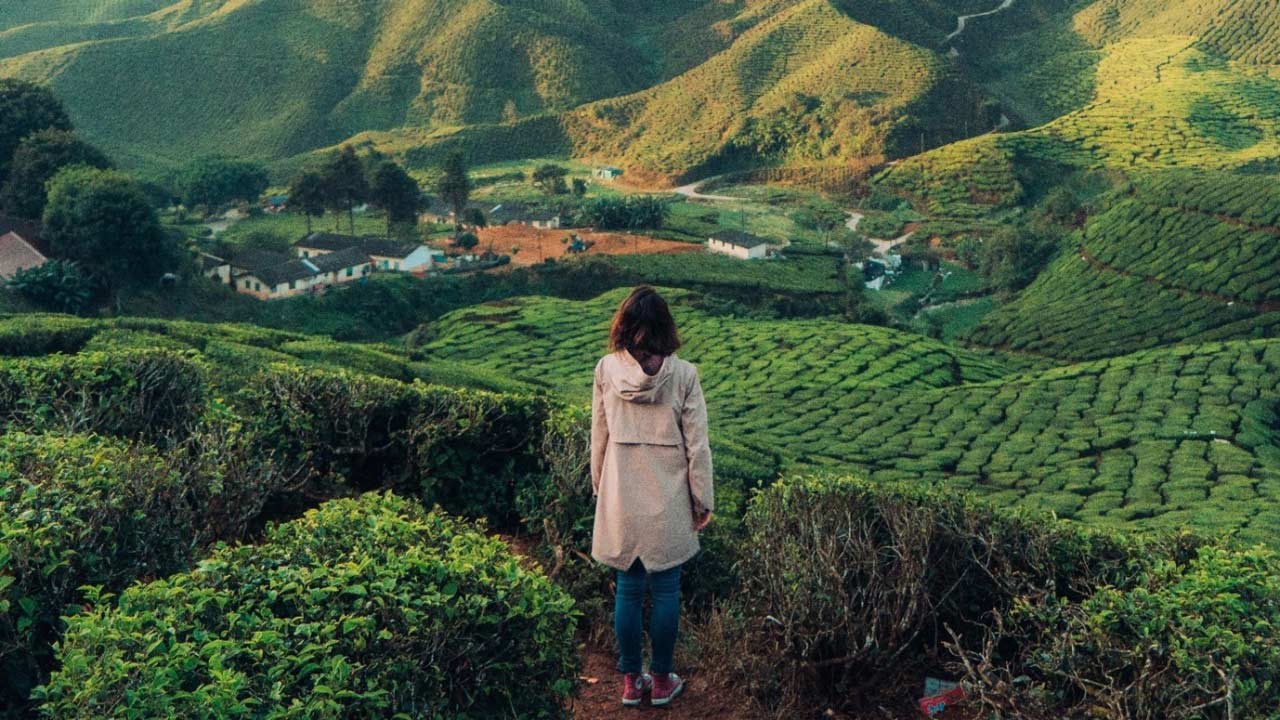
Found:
[0,350,207,444]
[39,493,579,719]
[241,365,550,524]
[0,433,197,717]
[996,544,1280,720]
[730,474,1179,712]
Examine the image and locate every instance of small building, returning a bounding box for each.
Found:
[707,230,770,260]
[263,195,288,214]
[200,252,232,284]
[227,246,372,300]
[860,258,889,290]
[0,216,48,280]
[593,166,623,182]
[296,232,432,273]
[526,209,562,229]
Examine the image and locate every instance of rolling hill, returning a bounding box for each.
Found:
[0,0,990,178]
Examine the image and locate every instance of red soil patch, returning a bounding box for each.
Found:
[474,226,700,268]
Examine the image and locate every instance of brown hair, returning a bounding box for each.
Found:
[608,286,681,356]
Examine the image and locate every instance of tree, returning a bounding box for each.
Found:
[176,156,270,210]
[979,226,1061,295]
[319,146,369,234]
[288,170,327,234]
[368,161,422,238]
[0,79,71,179]
[6,259,94,313]
[462,206,487,229]
[238,230,291,254]
[454,232,479,252]
[42,166,178,295]
[434,152,471,227]
[572,178,587,197]
[0,129,111,219]
[531,164,568,196]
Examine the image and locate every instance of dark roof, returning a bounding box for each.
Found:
[709,230,770,249]
[254,259,323,286]
[0,215,47,254]
[422,198,454,216]
[200,252,228,270]
[229,248,293,274]
[297,233,413,257]
[308,246,372,273]
[525,209,560,222]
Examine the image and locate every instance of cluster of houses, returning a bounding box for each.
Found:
[0,215,48,280]
[857,254,904,290]
[420,200,562,230]
[204,232,445,301]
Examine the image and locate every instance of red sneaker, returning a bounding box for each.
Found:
[650,672,685,706]
[622,672,652,707]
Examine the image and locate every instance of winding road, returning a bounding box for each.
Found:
[847,212,915,255]
[945,0,1015,43]
[673,180,741,202]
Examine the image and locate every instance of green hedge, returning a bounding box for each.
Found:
[0,350,208,445]
[0,434,197,718]
[730,474,1198,713]
[39,493,579,719]
[240,365,551,525]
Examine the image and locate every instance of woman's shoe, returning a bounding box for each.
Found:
[622,672,652,707]
[650,672,685,706]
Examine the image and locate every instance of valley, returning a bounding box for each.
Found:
[0,0,1278,717]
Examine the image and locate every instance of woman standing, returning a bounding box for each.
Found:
[591,286,714,708]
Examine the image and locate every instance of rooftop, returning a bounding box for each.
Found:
[298,232,414,257]
[308,246,372,273]
[709,229,771,249]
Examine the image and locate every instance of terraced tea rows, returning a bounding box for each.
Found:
[422,289,1280,542]
[966,173,1280,359]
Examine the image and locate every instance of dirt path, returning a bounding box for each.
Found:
[847,213,916,255]
[945,0,1015,43]
[673,179,741,202]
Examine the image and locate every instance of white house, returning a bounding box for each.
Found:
[593,166,623,181]
[707,230,769,260]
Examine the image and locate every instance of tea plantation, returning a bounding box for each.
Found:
[421,288,1280,543]
[966,172,1280,359]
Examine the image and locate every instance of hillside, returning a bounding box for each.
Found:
[964,172,1280,358]
[0,0,989,178]
[419,288,1280,543]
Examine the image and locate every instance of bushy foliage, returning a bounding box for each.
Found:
[0,79,70,178]
[174,155,268,210]
[240,365,550,524]
[578,195,669,231]
[989,545,1280,720]
[5,260,95,314]
[0,349,207,444]
[0,129,111,219]
[39,493,579,719]
[0,433,197,717]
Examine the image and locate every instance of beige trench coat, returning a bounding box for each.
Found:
[590,351,714,572]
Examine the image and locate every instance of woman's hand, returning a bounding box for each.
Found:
[693,509,713,532]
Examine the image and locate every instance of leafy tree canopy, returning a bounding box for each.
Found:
[0,79,70,178]
[434,152,471,218]
[43,166,178,290]
[176,156,269,210]
[0,129,111,219]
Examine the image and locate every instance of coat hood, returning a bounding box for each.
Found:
[609,351,676,404]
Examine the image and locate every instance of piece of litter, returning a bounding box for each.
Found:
[578,676,599,684]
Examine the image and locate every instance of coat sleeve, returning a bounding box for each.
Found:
[681,368,715,513]
[590,360,609,496]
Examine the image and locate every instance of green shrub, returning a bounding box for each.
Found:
[0,314,98,356]
[997,544,1280,720]
[0,350,208,445]
[731,474,1163,712]
[240,365,550,524]
[0,433,196,717]
[39,493,579,719]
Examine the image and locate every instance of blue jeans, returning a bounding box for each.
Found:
[614,559,682,675]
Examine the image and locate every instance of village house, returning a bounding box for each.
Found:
[593,166,623,181]
[295,232,437,274]
[707,230,770,260]
[227,246,373,300]
[0,216,48,280]
[858,254,902,291]
[201,252,232,284]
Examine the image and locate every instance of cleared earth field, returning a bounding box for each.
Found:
[474,226,698,268]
